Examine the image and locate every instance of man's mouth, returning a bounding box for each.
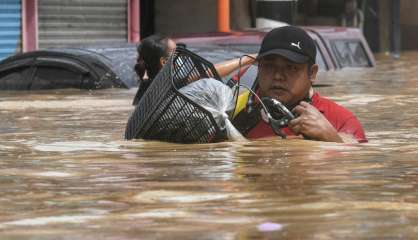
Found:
[270,86,287,93]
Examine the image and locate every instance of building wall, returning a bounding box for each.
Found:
[377,0,416,52]
[400,0,418,50]
[154,0,217,35]
[378,0,391,53]
[231,0,254,29]
[154,0,254,35]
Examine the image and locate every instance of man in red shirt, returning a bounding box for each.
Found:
[233,26,367,143]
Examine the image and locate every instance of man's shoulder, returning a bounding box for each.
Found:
[312,92,367,142]
[312,93,355,119]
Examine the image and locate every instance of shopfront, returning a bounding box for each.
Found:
[0,0,21,60]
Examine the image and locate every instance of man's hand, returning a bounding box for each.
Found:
[288,101,343,143]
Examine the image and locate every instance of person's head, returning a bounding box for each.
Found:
[345,0,357,14]
[134,35,176,81]
[256,26,318,108]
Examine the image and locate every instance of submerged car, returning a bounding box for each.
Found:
[0,26,374,90]
[0,45,138,90]
[175,26,376,71]
[174,26,375,88]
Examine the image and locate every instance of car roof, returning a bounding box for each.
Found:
[184,42,261,63]
[0,45,138,90]
[174,26,376,69]
[174,28,333,68]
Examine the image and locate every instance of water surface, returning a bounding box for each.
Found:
[1,53,418,239]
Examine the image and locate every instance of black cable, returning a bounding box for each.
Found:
[231,55,292,139]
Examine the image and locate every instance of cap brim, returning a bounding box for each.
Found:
[257,49,309,63]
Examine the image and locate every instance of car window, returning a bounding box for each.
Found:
[314,42,327,71]
[224,65,258,93]
[223,42,328,71]
[189,45,254,64]
[236,65,258,89]
[31,66,85,90]
[331,40,371,68]
[0,67,34,90]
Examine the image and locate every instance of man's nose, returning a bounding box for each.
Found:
[272,66,285,81]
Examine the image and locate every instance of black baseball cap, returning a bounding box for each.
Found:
[257,26,317,64]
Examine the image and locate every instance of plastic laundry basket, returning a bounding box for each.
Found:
[125,47,226,143]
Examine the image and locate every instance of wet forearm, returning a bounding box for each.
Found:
[320,130,344,143]
[214,55,256,77]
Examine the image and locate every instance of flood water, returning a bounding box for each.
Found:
[1,52,418,239]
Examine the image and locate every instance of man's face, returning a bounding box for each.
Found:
[257,55,313,108]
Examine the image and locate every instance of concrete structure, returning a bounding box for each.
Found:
[153,0,253,35]
[217,0,230,32]
[3,0,417,61]
[400,0,418,50]
[154,0,218,35]
[295,0,405,54]
[0,0,140,61]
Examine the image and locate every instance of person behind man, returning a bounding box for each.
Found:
[340,0,364,30]
[133,35,176,105]
[233,26,367,143]
[133,34,255,105]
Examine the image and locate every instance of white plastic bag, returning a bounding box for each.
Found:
[179,78,246,142]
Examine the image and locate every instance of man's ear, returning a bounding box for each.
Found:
[160,57,167,67]
[309,64,319,84]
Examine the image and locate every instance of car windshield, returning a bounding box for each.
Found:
[331,40,371,68]
[314,42,327,71]
[217,44,261,54]
[187,45,249,64]
[187,44,328,71]
[186,42,330,89]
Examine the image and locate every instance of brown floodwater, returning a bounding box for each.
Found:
[1,52,418,239]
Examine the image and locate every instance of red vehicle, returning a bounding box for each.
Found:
[174,26,376,71]
[0,26,375,90]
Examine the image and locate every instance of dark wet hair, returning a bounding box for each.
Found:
[134,34,171,81]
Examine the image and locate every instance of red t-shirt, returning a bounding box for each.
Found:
[246,92,367,143]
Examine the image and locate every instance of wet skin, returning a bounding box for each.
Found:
[258,55,312,108]
[257,55,343,142]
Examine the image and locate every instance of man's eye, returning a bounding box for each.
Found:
[261,63,274,70]
[289,64,300,72]
[288,64,298,71]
